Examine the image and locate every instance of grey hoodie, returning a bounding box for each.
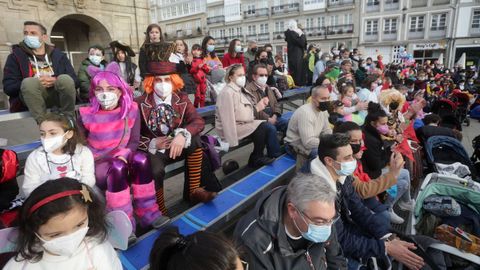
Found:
[233,186,347,270]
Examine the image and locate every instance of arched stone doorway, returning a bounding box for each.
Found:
[51,14,112,69]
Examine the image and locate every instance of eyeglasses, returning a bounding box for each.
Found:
[300,210,340,226]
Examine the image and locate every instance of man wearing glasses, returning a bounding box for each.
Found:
[234,173,347,270]
[310,133,424,270]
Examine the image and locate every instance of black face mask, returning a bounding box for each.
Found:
[318,101,331,111]
[350,143,361,155]
[251,47,258,53]
[259,58,269,64]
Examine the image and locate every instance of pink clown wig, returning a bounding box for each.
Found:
[87,62,133,119]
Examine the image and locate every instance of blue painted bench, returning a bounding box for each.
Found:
[119,154,296,270]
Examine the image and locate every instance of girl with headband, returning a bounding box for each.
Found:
[4,178,122,269]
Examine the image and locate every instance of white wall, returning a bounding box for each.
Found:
[456,6,472,38]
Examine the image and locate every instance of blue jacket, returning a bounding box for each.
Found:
[335,175,390,260]
[2,42,78,111]
[310,158,391,260]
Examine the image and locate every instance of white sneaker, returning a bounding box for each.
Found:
[389,209,405,224]
[398,200,415,212]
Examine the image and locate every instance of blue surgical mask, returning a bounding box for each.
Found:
[293,207,332,243]
[334,159,357,176]
[207,44,215,52]
[24,35,42,49]
[89,55,102,66]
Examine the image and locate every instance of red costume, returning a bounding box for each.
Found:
[190,57,211,108]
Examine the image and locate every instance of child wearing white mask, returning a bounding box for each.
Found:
[22,113,95,198]
[77,45,107,102]
[4,178,122,270]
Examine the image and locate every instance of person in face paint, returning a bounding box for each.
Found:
[2,21,78,122]
[137,41,220,211]
[4,178,122,270]
[311,134,424,270]
[234,173,347,270]
[22,113,95,198]
[78,62,168,244]
[77,45,107,102]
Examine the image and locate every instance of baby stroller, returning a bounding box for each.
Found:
[424,136,477,180]
[470,95,480,120]
[451,91,471,126]
[430,98,457,118]
[410,173,480,268]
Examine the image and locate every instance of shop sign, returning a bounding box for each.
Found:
[413,43,445,50]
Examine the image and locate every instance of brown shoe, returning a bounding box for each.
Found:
[190,188,217,204]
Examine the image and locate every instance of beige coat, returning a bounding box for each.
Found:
[215,82,264,147]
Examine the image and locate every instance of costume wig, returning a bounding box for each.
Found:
[87,62,133,119]
[142,74,184,94]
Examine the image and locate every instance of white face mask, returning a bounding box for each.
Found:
[37,226,89,257]
[154,82,173,98]
[41,133,67,153]
[235,45,242,53]
[256,76,268,86]
[235,76,246,88]
[88,55,102,66]
[96,92,119,110]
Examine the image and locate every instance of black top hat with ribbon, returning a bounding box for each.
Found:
[143,42,178,76]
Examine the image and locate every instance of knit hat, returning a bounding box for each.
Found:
[143,42,177,75]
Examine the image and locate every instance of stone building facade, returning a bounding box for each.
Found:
[0,0,150,89]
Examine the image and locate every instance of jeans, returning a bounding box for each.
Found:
[264,122,281,158]
[274,116,289,133]
[301,148,318,173]
[383,168,412,209]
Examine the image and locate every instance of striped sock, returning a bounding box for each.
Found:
[187,148,203,196]
[155,188,167,215]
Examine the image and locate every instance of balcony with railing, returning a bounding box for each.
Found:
[273,31,284,39]
[305,27,327,37]
[408,28,425,39]
[364,31,379,42]
[326,24,354,35]
[271,3,300,15]
[243,8,269,19]
[366,1,380,12]
[165,28,204,41]
[207,15,225,24]
[384,0,400,11]
[382,29,397,41]
[411,0,428,8]
[257,33,270,41]
[429,26,446,38]
[327,0,354,9]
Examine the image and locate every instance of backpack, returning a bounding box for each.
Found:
[0,149,18,185]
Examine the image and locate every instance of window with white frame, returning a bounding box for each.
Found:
[237,27,243,36]
[344,14,353,25]
[330,15,339,26]
[248,25,257,35]
[305,0,323,4]
[384,18,397,34]
[246,4,255,14]
[366,0,379,6]
[306,18,314,29]
[473,9,480,29]
[220,29,226,38]
[318,17,325,28]
[228,28,235,37]
[410,15,424,32]
[365,19,378,35]
[260,23,269,33]
[431,13,447,31]
[275,21,285,32]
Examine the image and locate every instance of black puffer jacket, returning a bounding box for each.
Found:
[361,124,391,179]
[234,186,347,270]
